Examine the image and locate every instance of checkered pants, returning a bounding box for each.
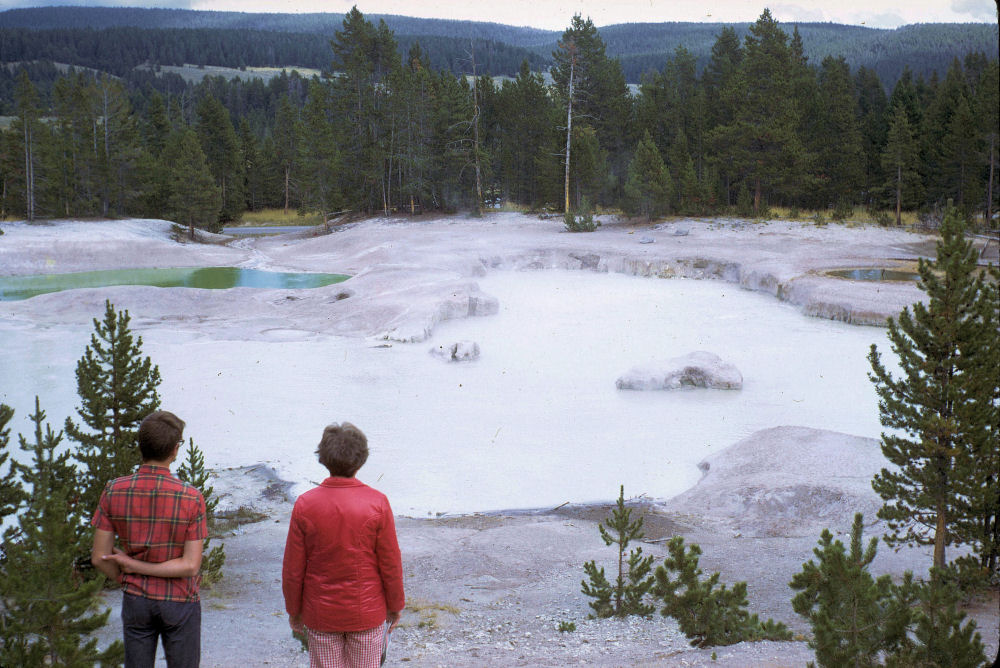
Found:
[307,625,384,668]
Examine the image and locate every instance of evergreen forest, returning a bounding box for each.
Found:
[1,7,998,229]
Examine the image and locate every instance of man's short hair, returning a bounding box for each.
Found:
[317,423,368,477]
[138,411,185,461]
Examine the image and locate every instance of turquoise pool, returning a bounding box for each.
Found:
[0,267,349,301]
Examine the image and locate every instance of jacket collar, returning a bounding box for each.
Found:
[320,476,364,488]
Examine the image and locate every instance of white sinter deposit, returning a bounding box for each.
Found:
[0,214,932,516]
[616,351,742,390]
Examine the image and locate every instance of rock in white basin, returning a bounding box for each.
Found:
[616,351,742,390]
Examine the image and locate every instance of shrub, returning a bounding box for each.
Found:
[735,184,754,218]
[564,198,597,232]
[832,199,854,221]
[177,439,226,587]
[654,536,791,647]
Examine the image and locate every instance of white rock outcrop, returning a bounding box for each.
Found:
[667,426,886,537]
[429,340,480,362]
[615,351,742,390]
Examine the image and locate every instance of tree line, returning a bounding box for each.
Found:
[2,8,998,228]
[0,26,546,83]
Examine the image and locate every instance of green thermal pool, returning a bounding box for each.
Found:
[0,267,349,301]
[826,268,920,282]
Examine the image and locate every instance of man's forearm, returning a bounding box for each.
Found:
[91,528,121,583]
[92,556,122,582]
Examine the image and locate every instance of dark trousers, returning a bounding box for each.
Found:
[122,593,201,668]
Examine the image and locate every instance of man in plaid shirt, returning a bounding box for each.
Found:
[91,410,207,668]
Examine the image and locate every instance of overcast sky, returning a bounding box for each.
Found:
[0,0,996,30]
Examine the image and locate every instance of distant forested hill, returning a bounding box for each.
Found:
[0,26,548,78]
[604,21,999,83]
[0,6,996,85]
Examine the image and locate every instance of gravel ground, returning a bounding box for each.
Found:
[89,458,997,667]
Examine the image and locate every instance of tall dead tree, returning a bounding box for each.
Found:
[561,42,577,214]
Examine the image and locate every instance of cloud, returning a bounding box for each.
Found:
[950,0,996,21]
[861,11,907,28]
[770,4,827,23]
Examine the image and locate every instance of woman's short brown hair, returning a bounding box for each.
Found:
[138,410,185,461]
[317,422,368,477]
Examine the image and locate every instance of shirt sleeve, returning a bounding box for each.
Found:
[91,482,114,531]
[185,492,208,541]
[376,498,405,614]
[281,502,308,616]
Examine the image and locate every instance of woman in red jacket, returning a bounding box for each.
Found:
[282,423,405,668]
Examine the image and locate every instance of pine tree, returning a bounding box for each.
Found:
[868,208,984,569]
[496,60,555,207]
[330,7,400,212]
[623,130,670,220]
[0,398,124,667]
[702,27,743,206]
[14,69,41,221]
[953,264,1000,576]
[654,535,791,648]
[881,106,921,226]
[551,15,629,207]
[176,439,225,587]
[0,403,25,523]
[790,514,986,668]
[940,95,980,214]
[143,92,171,158]
[855,66,889,207]
[65,300,162,519]
[711,10,803,214]
[297,79,341,220]
[814,56,864,207]
[162,128,222,238]
[974,60,998,223]
[195,93,244,224]
[272,94,299,215]
[789,514,912,666]
[885,572,986,668]
[581,485,655,618]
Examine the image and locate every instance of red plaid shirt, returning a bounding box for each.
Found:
[92,464,208,602]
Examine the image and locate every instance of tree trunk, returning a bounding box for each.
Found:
[23,119,34,222]
[563,50,575,214]
[987,135,995,226]
[471,46,483,216]
[896,163,902,227]
[283,166,290,215]
[934,501,947,570]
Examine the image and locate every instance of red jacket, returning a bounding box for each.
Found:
[282,477,405,632]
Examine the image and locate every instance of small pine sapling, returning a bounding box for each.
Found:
[177,439,226,587]
[789,513,911,666]
[884,570,986,668]
[790,513,986,667]
[581,485,655,618]
[66,300,162,516]
[0,398,124,667]
[654,536,791,647]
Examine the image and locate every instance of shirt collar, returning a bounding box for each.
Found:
[138,463,173,475]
